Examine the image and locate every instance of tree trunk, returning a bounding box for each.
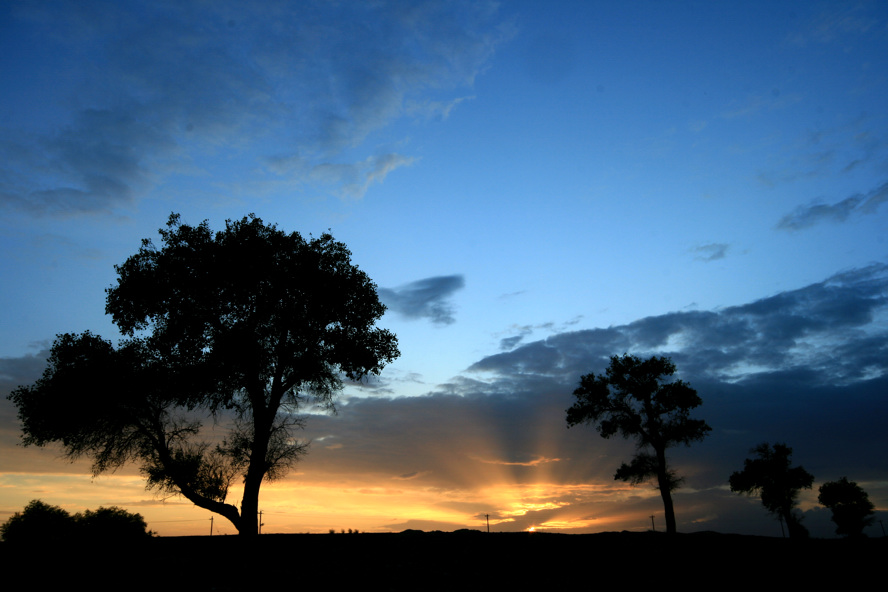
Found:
[238,403,272,536]
[781,506,807,539]
[655,447,677,534]
[239,477,260,536]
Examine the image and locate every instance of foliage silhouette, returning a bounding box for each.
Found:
[818,477,875,537]
[0,500,75,544]
[566,354,711,534]
[729,443,814,538]
[8,214,399,536]
[1,500,151,543]
[75,506,153,541]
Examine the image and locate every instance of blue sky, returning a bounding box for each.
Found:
[1,1,886,536]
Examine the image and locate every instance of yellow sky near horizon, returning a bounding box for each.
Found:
[0,458,668,537]
[0,404,855,538]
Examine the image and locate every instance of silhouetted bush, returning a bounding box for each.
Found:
[74,506,153,541]
[0,500,75,544]
[1,500,152,544]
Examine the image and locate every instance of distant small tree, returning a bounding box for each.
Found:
[818,477,875,538]
[729,443,814,538]
[567,354,711,534]
[0,500,74,544]
[75,506,153,540]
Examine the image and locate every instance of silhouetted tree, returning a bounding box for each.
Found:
[1,500,152,544]
[8,214,399,536]
[566,354,711,534]
[818,477,875,538]
[729,443,813,538]
[75,506,153,540]
[0,500,75,544]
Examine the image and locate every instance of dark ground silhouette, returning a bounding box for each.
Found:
[2,530,883,590]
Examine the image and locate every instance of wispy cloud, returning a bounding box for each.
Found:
[0,1,508,215]
[691,243,730,262]
[266,153,417,199]
[720,91,803,120]
[405,96,476,121]
[0,347,50,390]
[379,275,466,325]
[787,4,881,46]
[499,335,525,351]
[393,471,427,480]
[496,319,583,351]
[777,181,888,230]
[470,455,563,467]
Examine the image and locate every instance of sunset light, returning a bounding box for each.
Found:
[1,1,886,541]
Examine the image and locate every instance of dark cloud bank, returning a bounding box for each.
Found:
[305,263,888,535]
[3,265,886,535]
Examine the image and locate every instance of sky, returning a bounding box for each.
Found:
[1,0,886,537]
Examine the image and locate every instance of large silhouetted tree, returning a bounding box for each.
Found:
[8,214,399,536]
[566,354,711,534]
[818,477,875,537]
[729,443,814,538]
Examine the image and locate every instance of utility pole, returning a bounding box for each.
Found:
[649,515,656,531]
[259,510,264,535]
[210,515,214,536]
[486,514,490,533]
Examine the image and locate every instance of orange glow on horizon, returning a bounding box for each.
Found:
[0,468,671,536]
[1,398,673,537]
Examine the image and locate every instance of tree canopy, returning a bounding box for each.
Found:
[8,214,399,536]
[0,500,151,544]
[566,354,711,533]
[729,442,814,538]
[0,500,75,544]
[818,477,875,538]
